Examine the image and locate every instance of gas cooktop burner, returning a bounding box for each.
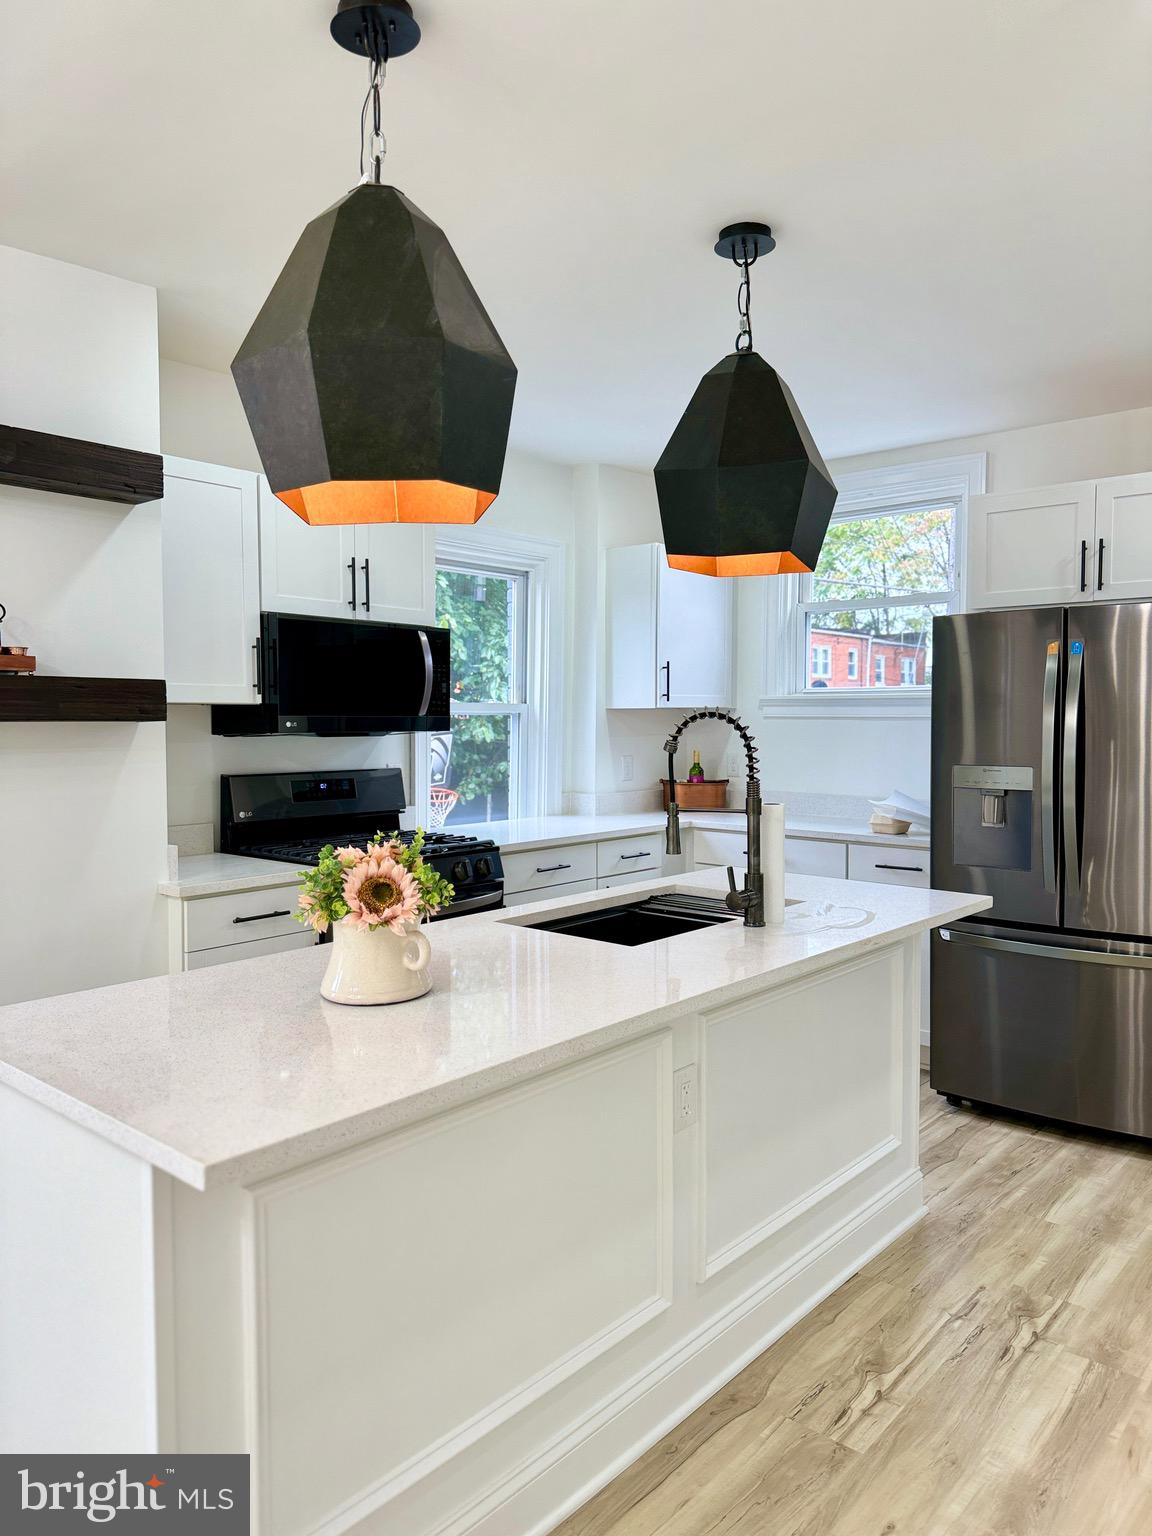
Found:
[219,769,505,919]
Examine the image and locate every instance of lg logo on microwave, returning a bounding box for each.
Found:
[2,1456,249,1531]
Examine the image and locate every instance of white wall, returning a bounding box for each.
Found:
[0,246,168,1001]
[734,406,1152,805]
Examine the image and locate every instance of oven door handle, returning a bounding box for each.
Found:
[417,629,435,718]
[443,889,504,915]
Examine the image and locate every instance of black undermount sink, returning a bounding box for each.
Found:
[523,893,737,946]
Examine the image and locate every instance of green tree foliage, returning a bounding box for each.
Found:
[435,568,514,814]
[811,507,953,638]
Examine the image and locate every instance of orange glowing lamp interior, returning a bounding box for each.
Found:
[276,479,497,526]
[666,551,812,577]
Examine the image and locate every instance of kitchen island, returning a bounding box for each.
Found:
[0,868,988,1536]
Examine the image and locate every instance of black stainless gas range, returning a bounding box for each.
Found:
[220,769,504,919]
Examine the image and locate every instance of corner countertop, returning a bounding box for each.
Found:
[159,814,929,899]
[0,867,986,1190]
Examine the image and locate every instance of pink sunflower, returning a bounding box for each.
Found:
[333,845,366,867]
[341,849,422,932]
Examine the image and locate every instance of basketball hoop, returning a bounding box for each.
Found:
[428,786,460,830]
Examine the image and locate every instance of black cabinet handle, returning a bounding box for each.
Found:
[252,640,261,692]
[875,863,924,873]
[620,851,651,860]
[536,863,572,873]
[661,661,671,701]
[1097,537,1105,591]
[233,910,292,924]
[1080,539,1088,592]
[348,559,357,610]
[361,557,371,612]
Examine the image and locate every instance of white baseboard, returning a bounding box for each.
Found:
[433,1171,924,1536]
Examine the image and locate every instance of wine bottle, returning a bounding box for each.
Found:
[687,749,704,783]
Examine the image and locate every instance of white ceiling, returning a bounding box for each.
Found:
[2,0,1150,466]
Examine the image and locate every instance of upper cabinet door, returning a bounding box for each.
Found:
[657,559,733,708]
[1094,473,1152,603]
[966,482,1097,609]
[162,458,261,704]
[606,544,733,707]
[258,478,358,619]
[355,525,437,626]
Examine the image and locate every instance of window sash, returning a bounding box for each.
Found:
[793,499,958,697]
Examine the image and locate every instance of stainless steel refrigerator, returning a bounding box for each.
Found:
[931,602,1152,1136]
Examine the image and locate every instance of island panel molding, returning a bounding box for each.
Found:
[0,675,167,723]
[0,423,164,505]
[699,944,909,1280]
[244,1034,673,1536]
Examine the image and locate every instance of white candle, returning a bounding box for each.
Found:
[761,801,786,924]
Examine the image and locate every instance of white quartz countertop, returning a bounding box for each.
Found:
[159,814,928,898]
[0,869,987,1190]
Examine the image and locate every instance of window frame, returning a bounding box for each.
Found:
[846,646,859,682]
[760,454,985,720]
[414,530,566,826]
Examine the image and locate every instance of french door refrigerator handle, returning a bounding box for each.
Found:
[1063,640,1084,898]
[938,927,1152,970]
[1040,641,1059,891]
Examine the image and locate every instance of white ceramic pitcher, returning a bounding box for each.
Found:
[320,921,432,1006]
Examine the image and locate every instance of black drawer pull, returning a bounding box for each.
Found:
[535,863,572,873]
[233,909,292,924]
[874,863,924,873]
[620,851,652,860]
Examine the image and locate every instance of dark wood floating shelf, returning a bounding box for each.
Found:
[0,423,164,505]
[0,676,166,723]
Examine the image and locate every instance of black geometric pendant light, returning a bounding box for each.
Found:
[232,2,517,527]
[654,223,836,575]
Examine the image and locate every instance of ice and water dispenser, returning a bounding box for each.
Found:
[951,765,1034,870]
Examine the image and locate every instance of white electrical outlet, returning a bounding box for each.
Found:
[673,1064,698,1130]
[726,752,742,777]
[619,754,634,783]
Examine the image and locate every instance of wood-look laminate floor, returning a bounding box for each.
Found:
[554,1077,1152,1536]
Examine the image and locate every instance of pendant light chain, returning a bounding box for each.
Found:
[359,33,390,184]
[734,237,756,353]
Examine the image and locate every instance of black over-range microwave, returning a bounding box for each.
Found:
[211,613,451,736]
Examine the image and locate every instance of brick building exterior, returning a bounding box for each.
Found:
[809,627,928,688]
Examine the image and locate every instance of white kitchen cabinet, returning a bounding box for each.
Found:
[186,932,316,969]
[606,544,733,709]
[356,523,437,625]
[1095,472,1152,601]
[784,837,848,878]
[259,478,436,624]
[595,832,661,880]
[259,477,359,620]
[847,844,929,886]
[502,877,598,909]
[967,481,1096,608]
[502,842,598,898]
[162,457,261,704]
[967,473,1152,610]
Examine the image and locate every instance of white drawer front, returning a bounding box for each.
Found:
[184,885,301,952]
[692,828,747,867]
[596,832,662,879]
[847,844,929,887]
[502,843,597,895]
[784,837,847,878]
[599,871,662,890]
[186,931,315,969]
[502,877,598,909]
